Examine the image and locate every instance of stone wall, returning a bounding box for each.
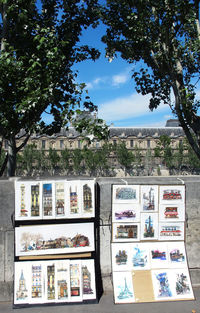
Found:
[0,176,200,301]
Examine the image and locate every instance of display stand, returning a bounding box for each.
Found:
[111,184,195,303]
[13,179,100,308]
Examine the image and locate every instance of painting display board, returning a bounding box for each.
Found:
[111,184,194,304]
[14,179,97,308]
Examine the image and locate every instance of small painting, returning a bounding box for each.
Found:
[159,222,185,241]
[141,185,158,211]
[70,260,82,302]
[66,181,82,217]
[159,185,185,204]
[56,260,70,302]
[55,181,66,217]
[112,243,132,271]
[82,259,96,300]
[172,269,194,299]
[113,223,140,242]
[112,203,140,223]
[113,271,135,303]
[14,262,31,304]
[152,270,173,301]
[167,241,187,268]
[150,243,169,268]
[112,185,139,203]
[140,213,158,240]
[159,204,185,222]
[81,180,95,217]
[15,223,95,256]
[130,243,150,270]
[42,182,55,218]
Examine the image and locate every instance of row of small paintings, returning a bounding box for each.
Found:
[14,259,96,305]
[15,180,95,220]
[15,222,95,257]
[112,220,185,242]
[112,241,187,271]
[113,185,185,207]
[113,268,194,303]
[113,203,185,223]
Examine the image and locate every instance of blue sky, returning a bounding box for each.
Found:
[74,24,175,128]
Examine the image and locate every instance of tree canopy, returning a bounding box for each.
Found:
[0,0,107,176]
[101,0,200,159]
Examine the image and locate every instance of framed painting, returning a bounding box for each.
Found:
[15,222,95,256]
[150,242,169,268]
[81,259,96,300]
[55,260,71,302]
[112,203,140,223]
[66,181,82,218]
[129,243,151,270]
[152,269,173,301]
[159,185,185,205]
[140,185,158,212]
[167,241,187,268]
[55,181,66,218]
[42,181,55,219]
[159,222,185,241]
[170,268,194,300]
[112,185,140,204]
[111,243,132,271]
[140,213,159,240]
[70,260,83,302]
[112,222,140,242]
[14,261,31,305]
[80,180,95,218]
[113,271,135,304]
[15,181,42,220]
[159,203,185,222]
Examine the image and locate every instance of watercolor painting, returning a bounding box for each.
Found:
[159,185,185,204]
[15,223,95,256]
[140,213,158,240]
[168,242,187,268]
[150,243,169,268]
[113,271,135,303]
[159,222,185,241]
[141,185,158,211]
[112,185,139,203]
[159,204,185,222]
[81,180,95,217]
[112,243,132,271]
[55,181,66,217]
[152,270,173,300]
[113,223,140,242]
[131,243,150,270]
[173,269,194,299]
[112,203,140,223]
[82,259,96,300]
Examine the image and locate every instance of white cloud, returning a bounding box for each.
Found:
[98,92,169,122]
[112,72,129,86]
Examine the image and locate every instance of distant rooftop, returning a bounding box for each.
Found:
[165,119,180,127]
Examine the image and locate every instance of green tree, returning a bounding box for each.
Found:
[115,142,135,176]
[18,144,37,176]
[60,148,71,175]
[0,0,107,177]
[47,148,60,176]
[72,149,83,175]
[155,135,173,169]
[102,0,200,159]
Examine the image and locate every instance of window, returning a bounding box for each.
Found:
[147,140,151,148]
[60,140,64,149]
[78,140,81,149]
[113,139,117,145]
[130,140,134,148]
[42,140,46,149]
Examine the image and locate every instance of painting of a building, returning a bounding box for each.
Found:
[31,184,40,216]
[70,264,80,297]
[43,183,52,216]
[83,184,92,212]
[55,182,65,216]
[32,265,42,298]
[47,264,55,300]
[20,184,28,217]
[70,186,79,214]
[144,215,155,238]
[82,266,93,295]
[116,225,137,239]
[16,269,28,300]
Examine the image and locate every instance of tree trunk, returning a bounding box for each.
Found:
[7,136,17,177]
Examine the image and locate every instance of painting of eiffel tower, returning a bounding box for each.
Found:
[117,277,133,300]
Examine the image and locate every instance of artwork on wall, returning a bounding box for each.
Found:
[15,179,95,220]
[14,259,96,305]
[112,223,140,242]
[111,243,132,271]
[140,213,159,240]
[112,203,140,223]
[112,185,140,204]
[159,204,185,222]
[15,222,95,256]
[113,271,135,304]
[167,241,187,268]
[141,185,158,212]
[130,243,151,270]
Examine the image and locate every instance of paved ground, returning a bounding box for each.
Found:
[1,288,200,313]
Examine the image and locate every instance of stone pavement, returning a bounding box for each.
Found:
[0,288,199,313]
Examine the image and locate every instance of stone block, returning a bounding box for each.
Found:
[5,231,14,282]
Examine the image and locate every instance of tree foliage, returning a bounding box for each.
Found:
[0,0,108,176]
[101,0,200,159]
